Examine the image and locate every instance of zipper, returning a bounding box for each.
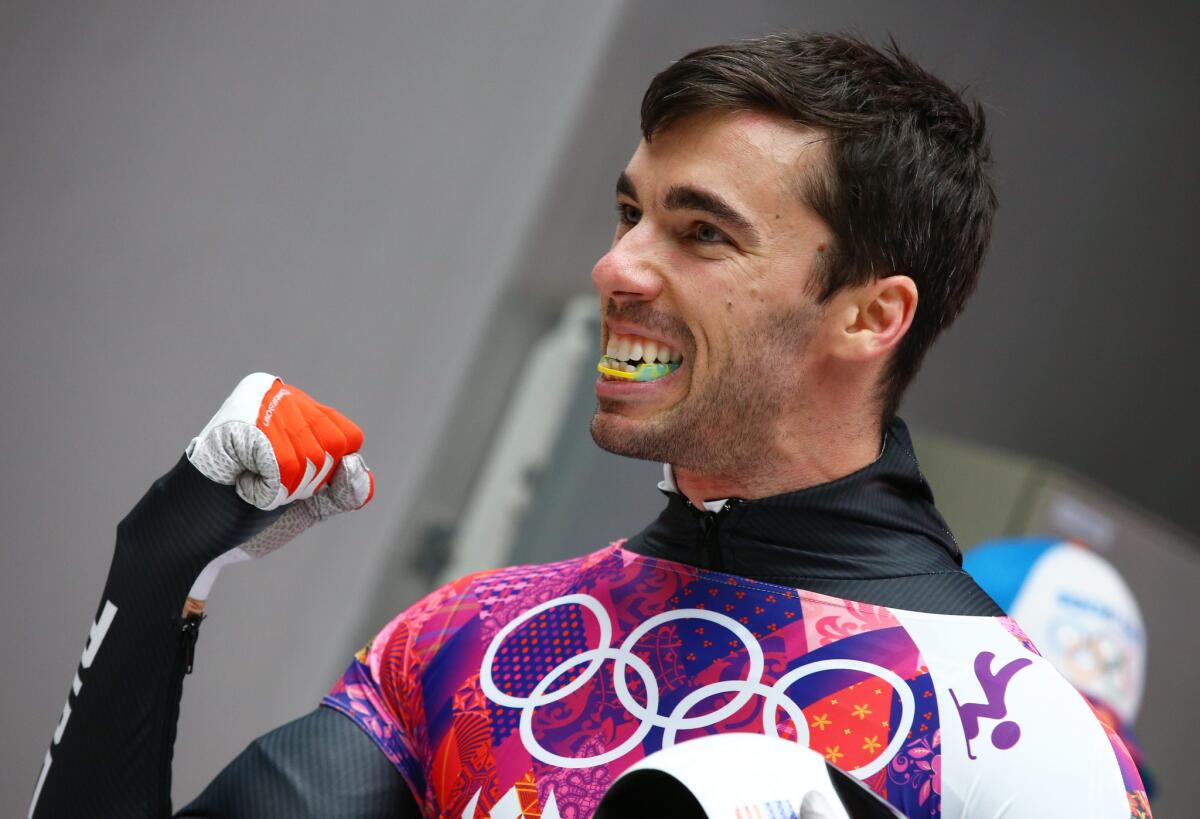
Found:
[157,613,204,814]
[698,513,720,570]
[180,614,204,675]
[694,499,742,572]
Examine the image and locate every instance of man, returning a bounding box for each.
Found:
[31,33,1150,818]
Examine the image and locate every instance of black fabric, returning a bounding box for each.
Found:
[177,706,419,818]
[30,456,420,818]
[624,418,1004,616]
[31,456,286,818]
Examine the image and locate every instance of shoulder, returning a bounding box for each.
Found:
[891,610,1146,817]
[364,545,623,670]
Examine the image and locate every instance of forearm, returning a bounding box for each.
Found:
[30,456,282,818]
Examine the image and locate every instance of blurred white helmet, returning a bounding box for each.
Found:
[965,537,1146,724]
[595,733,903,819]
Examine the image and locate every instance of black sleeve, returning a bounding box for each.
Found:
[29,456,411,818]
[176,706,421,818]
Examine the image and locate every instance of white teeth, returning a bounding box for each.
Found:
[623,362,636,373]
[617,336,631,361]
[605,330,683,365]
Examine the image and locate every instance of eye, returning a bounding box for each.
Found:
[616,203,641,226]
[692,222,728,244]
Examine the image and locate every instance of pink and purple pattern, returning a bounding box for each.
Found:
[324,545,943,818]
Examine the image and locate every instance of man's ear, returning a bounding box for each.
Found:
[830,275,918,362]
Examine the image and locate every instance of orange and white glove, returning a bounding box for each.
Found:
[184,372,375,601]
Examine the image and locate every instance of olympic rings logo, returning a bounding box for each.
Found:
[479,593,915,778]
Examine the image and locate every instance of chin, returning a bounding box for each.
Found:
[590,408,671,463]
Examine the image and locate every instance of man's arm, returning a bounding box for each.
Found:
[29,374,406,818]
[177,707,420,818]
[30,455,279,817]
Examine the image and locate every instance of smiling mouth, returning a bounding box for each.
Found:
[597,358,680,382]
[597,332,683,383]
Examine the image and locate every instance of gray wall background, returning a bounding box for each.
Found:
[2,1,1196,815]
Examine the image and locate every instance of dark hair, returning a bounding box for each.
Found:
[641,32,997,419]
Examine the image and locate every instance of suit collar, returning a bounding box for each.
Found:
[626,418,991,612]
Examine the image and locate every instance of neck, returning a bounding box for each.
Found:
[673,413,884,508]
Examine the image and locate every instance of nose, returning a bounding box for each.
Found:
[591,227,664,306]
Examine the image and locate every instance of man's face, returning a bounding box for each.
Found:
[590,110,836,475]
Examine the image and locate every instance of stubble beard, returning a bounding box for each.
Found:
[590,305,819,477]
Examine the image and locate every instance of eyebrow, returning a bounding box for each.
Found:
[616,172,760,245]
[616,171,637,200]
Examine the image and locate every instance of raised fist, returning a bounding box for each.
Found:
[184,372,375,602]
[187,372,370,510]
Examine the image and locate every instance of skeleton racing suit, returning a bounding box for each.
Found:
[30,419,1150,818]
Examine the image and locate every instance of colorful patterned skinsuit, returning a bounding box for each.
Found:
[326,546,1149,817]
[28,418,1150,818]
